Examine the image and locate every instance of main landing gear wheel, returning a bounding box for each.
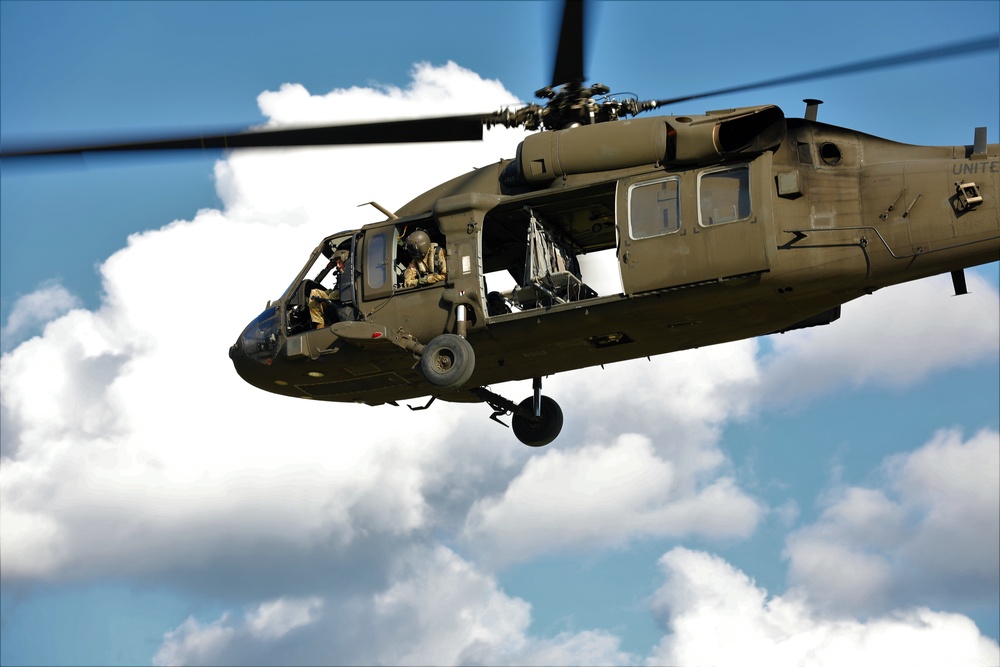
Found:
[420,333,475,390]
[512,395,563,447]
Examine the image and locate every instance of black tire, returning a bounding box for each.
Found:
[512,395,563,447]
[420,334,475,389]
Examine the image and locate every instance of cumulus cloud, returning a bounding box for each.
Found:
[0,280,81,350]
[785,428,1000,615]
[547,339,760,452]
[2,58,997,667]
[245,596,324,640]
[456,339,767,567]
[154,545,999,667]
[758,272,1000,405]
[0,64,529,589]
[217,61,525,226]
[0,61,767,592]
[462,434,763,566]
[153,546,635,667]
[256,61,517,126]
[154,596,324,666]
[648,547,1000,667]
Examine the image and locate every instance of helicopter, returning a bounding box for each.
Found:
[2,2,998,447]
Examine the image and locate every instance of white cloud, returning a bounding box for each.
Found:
[0,281,81,350]
[759,272,1000,405]
[218,61,526,227]
[245,596,324,641]
[462,434,763,566]
[785,428,1000,615]
[256,61,519,126]
[0,64,529,586]
[648,547,1000,667]
[369,545,533,665]
[2,58,997,667]
[153,546,636,667]
[154,613,237,667]
[154,545,999,667]
[547,339,761,452]
[153,596,323,666]
[0,61,768,589]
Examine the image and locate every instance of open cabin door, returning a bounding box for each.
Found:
[617,163,770,294]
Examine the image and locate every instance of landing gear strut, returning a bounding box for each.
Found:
[470,377,564,447]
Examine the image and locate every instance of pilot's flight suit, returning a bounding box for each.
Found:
[309,260,356,327]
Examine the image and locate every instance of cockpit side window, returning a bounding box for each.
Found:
[365,228,395,291]
[362,221,448,301]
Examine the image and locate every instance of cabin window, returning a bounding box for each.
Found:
[698,165,751,226]
[628,177,681,239]
[366,230,389,289]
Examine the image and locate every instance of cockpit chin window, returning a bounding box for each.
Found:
[236,306,280,364]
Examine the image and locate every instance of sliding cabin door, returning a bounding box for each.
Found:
[618,162,769,294]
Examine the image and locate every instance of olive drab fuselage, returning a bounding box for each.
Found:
[230,104,1000,436]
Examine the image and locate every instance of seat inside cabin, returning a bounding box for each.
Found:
[506,213,597,309]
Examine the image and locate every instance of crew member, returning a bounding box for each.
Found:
[403,231,446,288]
[309,248,356,327]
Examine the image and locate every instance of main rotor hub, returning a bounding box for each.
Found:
[488,82,658,132]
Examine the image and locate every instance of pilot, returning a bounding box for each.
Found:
[309,248,356,327]
[402,230,447,288]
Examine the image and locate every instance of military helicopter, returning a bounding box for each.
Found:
[3,2,998,447]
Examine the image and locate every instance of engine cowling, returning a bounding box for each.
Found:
[501,104,786,186]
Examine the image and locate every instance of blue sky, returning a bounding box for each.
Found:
[1,2,998,665]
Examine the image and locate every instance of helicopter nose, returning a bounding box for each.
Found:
[230,306,281,368]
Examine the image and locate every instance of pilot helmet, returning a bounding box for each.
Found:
[405,231,431,259]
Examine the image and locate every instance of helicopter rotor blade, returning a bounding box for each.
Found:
[0,114,488,159]
[646,34,1000,110]
[550,0,586,87]
[4,13,993,159]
